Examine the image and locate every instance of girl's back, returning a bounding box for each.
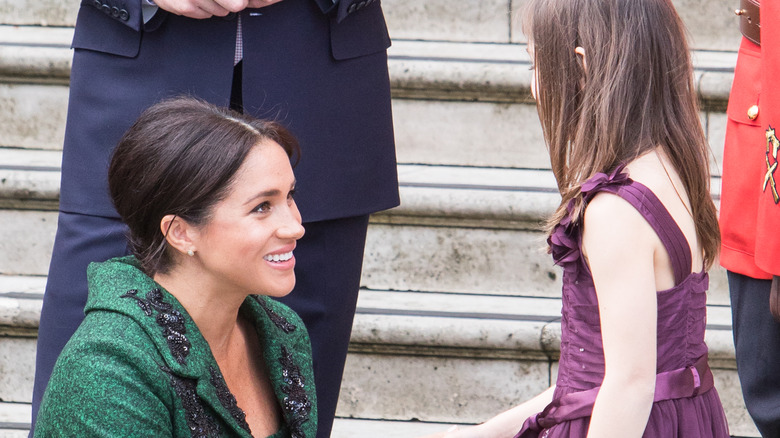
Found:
[542,148,728,436]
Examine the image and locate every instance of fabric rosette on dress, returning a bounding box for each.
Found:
[548,165,631,269]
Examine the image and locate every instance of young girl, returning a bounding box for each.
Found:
[429,0,730,436]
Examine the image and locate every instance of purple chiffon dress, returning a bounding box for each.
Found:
[516,167,729,437]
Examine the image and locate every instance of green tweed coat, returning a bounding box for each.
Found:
[34,256,317,438]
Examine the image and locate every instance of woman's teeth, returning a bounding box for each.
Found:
[264,251,293,262]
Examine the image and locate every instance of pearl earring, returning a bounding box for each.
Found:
[187,250,194,257]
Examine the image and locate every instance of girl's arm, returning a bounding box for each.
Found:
[582,192,658,438]
[419,386,556,438]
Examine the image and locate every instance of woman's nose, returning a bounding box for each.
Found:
[277,202,305,240]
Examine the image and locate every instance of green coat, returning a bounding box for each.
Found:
[35,256,317,438]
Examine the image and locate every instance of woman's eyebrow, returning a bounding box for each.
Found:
[243,180,296,205]
[244,189,281,205]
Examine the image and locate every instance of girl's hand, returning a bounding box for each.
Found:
[419,425,476,438]
[418,425,460,438]
[419,424,502,438]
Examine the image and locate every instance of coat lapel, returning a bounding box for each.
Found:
[127,286,256,437]
[87,257,253,437]
[248,296,317,438]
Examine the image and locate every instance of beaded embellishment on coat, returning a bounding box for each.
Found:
[161,365,221,438]
[121,289,191,364]
[279,345,311,438]
[209,366,251,434]
[254,296,297,333]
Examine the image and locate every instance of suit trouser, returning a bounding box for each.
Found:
[729,271,780,437]
[32,211,370,438]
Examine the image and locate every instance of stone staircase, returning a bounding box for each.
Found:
[0,0,760,437]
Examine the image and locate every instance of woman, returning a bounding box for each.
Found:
[429,0,729,436]
[34,97,317,438]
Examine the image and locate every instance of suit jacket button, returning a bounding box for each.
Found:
[93,0,102,8]
[348,3,357,13]
[119,9,129,21]
[111,6,120,17]
[101,4,111,14]
[357,1,366,9]
[748,105,760,121]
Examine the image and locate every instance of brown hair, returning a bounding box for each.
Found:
[108,96,300,276]
[523,0,720,268]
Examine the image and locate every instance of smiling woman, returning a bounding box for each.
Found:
[156,141,305,300]
[107,97,301,278]
[33,97,317,438]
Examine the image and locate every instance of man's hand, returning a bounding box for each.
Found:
[153,0,285,19]
[246,0,285,8]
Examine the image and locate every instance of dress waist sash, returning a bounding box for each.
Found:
[513,354,714,438]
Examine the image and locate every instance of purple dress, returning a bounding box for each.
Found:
[516,168,729,437]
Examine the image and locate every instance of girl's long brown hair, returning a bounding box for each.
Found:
[524,0,720,268]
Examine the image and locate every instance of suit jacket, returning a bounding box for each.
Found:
[720,1,780,277]
[34,256,317,438]
[61,0,399,222]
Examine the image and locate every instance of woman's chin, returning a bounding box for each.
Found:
[257,280,296,298]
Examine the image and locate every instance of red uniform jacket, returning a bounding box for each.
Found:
[720,1,780,278]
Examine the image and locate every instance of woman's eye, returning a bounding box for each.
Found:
[253,201,272,213]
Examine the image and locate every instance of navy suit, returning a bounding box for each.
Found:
[32,1,399,436]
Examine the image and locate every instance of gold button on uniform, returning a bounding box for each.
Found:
[748,105,760,121]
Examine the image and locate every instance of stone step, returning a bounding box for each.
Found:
[333,418,459,437]
[369,163,729,303]
[0,147,731,305]
[0,147,59,277]
[0,274,758,436]
[389,39,732,172]
[0,275,42,409]
[0,26,734,171]
[0,1,76,28]
[0,25,71,153]
[0,0,742,52]
[0,401,31,438]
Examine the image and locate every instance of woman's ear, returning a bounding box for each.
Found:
[575,46,588,72]
[160,214,197,257]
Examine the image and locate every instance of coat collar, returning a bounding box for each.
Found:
[86,256,315,438]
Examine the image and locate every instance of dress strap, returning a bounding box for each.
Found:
[600,181,693,286]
